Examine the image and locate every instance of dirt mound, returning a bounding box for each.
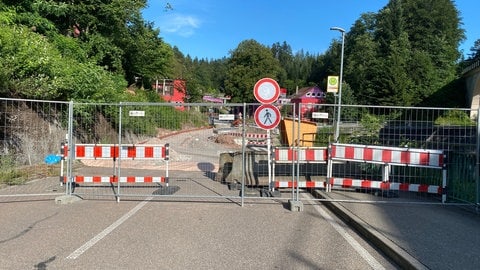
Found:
[214,134,240,147]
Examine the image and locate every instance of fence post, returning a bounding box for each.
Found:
[240,103,246,207]
[116,102,123,202]
[290,103,296,200]
[442,166,447,204]
[60,141,65,186]
[67,100,74,195]
[476,108,480,207]
[165,143,170,187]
[295,103,301,201]
[326,142,333,192]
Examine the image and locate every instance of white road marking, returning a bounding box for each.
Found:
[66,197,152,260]
[301,193,386,270]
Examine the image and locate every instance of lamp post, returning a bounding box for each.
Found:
[330,27,345,143]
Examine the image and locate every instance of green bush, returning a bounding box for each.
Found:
[434,110,475,126]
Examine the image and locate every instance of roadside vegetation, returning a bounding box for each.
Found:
[0,0,478,105]
[0,155,59,185]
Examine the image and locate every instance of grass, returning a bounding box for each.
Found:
[0,156,60,186]
[0,167,27,185]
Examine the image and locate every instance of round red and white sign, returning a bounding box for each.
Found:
[254,104,281,130]
[254,78,280,104]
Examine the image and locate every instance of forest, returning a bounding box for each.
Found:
[1,0,479,107]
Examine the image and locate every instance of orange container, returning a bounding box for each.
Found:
[280,118,318,147]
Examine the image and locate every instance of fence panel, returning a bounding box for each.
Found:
[66,102,262,201]
[1,98,479,206]
[278,103,478,205]
[0,98,69,202]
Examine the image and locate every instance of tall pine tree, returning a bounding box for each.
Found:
[345,0,464,106]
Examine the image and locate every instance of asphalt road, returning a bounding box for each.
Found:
[0,193,398,270]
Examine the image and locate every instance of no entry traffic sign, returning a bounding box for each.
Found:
[254,78,280,104]
[254,104,281,130]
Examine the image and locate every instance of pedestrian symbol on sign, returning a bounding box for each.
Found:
[254,104,280,130]
[264,109,272,124]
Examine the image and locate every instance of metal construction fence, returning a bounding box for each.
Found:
[1,97,479,206]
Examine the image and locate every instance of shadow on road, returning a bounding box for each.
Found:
[197,162,217,181]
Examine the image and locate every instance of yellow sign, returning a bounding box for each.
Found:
[327,76,339,93]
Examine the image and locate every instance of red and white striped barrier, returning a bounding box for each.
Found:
[273,178,442,194]
[227,132,268,139]
[274,147,328,163]
[274,180,325,188]
[66,144,168,160]
[271,147,328,192]
[331,143,444,168]
[68,176,167,183]
[226,132,269,146]
[330,178,442,194]
[270,143,447,201]
[63,143,169,185]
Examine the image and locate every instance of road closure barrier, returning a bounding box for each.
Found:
[327,143,446,201]
[272,147,328,189]
[270,143,447,202]
[62,143,169,185]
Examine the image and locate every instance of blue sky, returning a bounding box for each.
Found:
[142,0,478,60]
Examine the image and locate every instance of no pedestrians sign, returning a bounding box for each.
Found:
[254,104,280,130]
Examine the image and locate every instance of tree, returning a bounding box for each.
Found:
[122,19,174,87]
[224,40,283,102]
[373,1,413,106]
[311,41,339,88]
[282,49,316,93]
[271,41,291,85]
[468,39,480,60]
[0,22,125,101]
[344,0,464,106]
[401,0,464,95]
[343,13,382,105]
[0,0,469,109]
[0,0,175,101]
[377,32,412,106]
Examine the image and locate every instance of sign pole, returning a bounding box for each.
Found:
[253,77,281,197]
[267,129,272,191]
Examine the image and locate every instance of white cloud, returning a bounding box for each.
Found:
[161,14,201,37]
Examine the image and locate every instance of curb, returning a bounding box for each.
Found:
[312,190,429,270]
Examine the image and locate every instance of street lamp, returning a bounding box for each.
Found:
[330,26,345,143]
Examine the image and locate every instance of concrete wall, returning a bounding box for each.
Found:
[463,60,480,118]
[216,151,270,186]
